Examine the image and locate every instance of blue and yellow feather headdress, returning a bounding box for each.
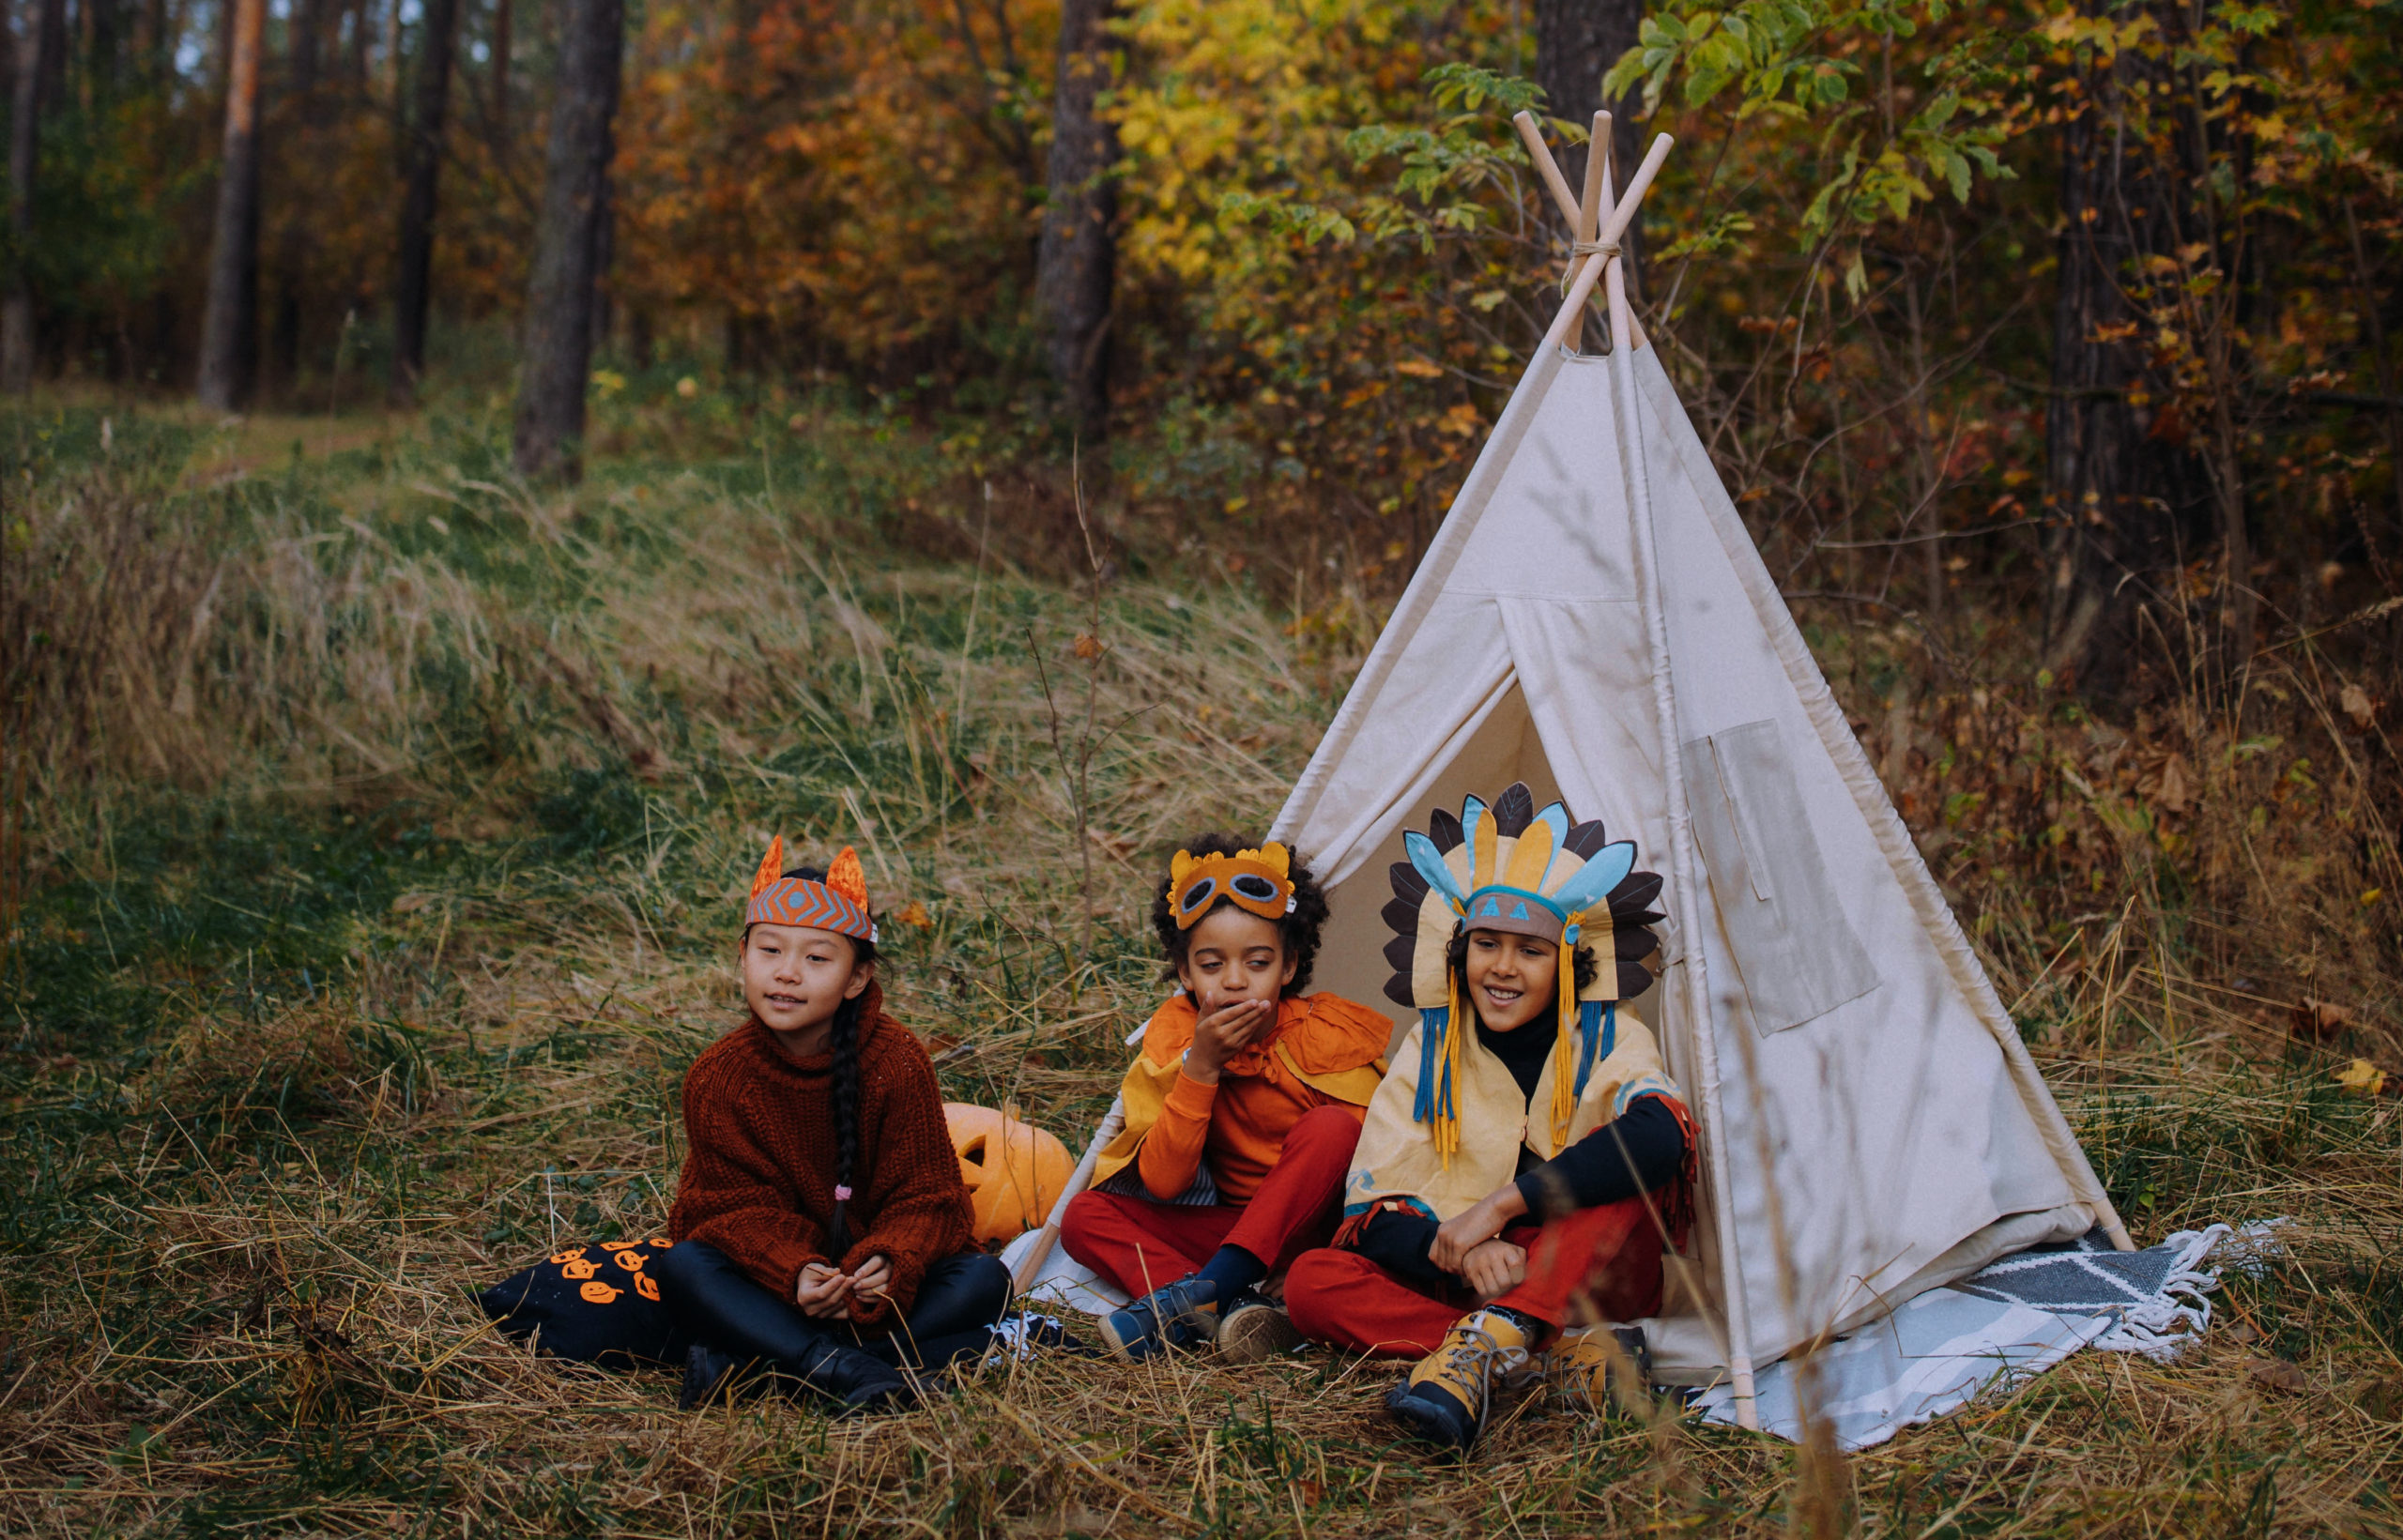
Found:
[1378,782,1665,1158]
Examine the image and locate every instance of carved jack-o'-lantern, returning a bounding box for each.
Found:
[943,1102,1073,1243]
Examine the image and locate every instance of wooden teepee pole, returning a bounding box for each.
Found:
[1513,111,1652,356]
[1597,132,1765,1433]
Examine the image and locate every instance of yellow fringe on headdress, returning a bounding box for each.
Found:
[1434,969,1466,1167]
[1549,922,1581,1148]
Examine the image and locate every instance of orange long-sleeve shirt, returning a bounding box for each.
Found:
[1102,992,1392,1205]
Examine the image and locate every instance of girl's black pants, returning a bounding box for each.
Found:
[651,1240,1011,1370]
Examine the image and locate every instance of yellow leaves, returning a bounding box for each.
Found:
[1116,0,1436,304]
[1394,358,1445,378]
[2040,8,2158,57]
[2335,1059,2386,1097]
[891,900,935,929]
[1437,403,1482,437]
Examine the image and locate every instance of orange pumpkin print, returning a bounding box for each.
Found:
[650,1238,672,1249]
[579,1281,621,1304]
[600,1241,634,1252]
[549,1249,587,1265]
[560,1258,601,1280]
[635,1273,661,1302]
[614,1249,648,1272]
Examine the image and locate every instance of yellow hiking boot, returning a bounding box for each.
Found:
[1383,1307,1535,1452]
[1545,1324,1652,1416]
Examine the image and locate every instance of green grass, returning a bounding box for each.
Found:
[4,398,2401,1535]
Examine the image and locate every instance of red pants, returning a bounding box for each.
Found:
[1060,1105,1360,1298]
[1285,1194,1668,1358]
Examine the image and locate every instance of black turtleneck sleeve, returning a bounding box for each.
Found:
[1514,1095,1686,1220]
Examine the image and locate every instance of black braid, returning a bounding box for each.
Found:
[825,987,865,1257]
[760,863,880,1258]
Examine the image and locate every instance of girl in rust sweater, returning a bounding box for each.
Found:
[651,841,1006,1415]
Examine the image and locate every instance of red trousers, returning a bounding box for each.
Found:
[1285,1193,1668,1358]
[1060,1105,1360,1298]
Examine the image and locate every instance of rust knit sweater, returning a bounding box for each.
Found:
[667,983,973,1330]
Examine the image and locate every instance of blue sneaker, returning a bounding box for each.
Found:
[1099,1276,1220,1361]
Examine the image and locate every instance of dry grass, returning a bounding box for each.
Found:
[4,399,2401,1536]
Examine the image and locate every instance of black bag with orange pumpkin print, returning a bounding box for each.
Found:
[479,1238,694,1368]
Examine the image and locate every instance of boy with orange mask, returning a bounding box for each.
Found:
[1061,835,1391,1361]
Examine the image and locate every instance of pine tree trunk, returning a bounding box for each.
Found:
[2042,0,2208,697]
[509,0,620,480]
[1,0,63,392]
[1534,0,1645,297]
[390,0,460,400]
[1034,0,1116,443]
[196,0,266,409]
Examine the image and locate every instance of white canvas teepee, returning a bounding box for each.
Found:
[1266,116,2130,1423]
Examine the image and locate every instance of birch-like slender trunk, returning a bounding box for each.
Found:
[1034,0,1117,443]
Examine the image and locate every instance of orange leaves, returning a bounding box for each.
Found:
[613,0,1048,363]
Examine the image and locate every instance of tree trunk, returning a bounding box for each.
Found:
[390,0,459,400]
[270,0,326,391]
[1033,0,1116,443]
[1534,0,1645,297]
[509,0,620,480]
[196,0,267,410]
[2042,0,2208,697]
[84,0,122,100]
[2,0,63,392]
[490,0,509,151]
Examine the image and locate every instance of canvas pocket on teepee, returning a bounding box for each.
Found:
[1682,719,1880,1037]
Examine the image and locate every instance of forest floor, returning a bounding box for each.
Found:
[5,396,2403,1536]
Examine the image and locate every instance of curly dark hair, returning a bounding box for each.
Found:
[1445,924,1598,1029]
[1150,832,1330,997]
[742,864,880,1255]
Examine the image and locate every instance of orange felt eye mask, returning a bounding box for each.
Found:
[1167,845,1296,930]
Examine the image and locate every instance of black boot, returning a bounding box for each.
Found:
[784,1336,916,1417]
[680,1343,744,1410]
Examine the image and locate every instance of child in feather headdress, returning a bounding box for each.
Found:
[650,840,1009,1415]
[1281,784,1695,1453]
[1060,833,1393,1361]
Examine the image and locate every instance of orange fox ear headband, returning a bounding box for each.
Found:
[1166,843,1297,930]
[745,836,877,943]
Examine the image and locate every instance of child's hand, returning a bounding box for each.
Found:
[845,1254,894,1312]
[796,1262,852,1319]
[1429,1187,1524,1273]
[1185,998,1276,1084]
[1461,1238,1527,1303]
